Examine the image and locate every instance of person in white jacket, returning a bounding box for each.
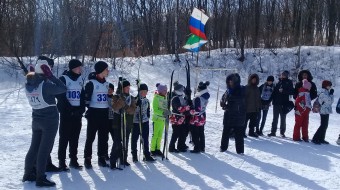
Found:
[312,80,334,145]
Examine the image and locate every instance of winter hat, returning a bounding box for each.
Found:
[197,81,210,92]
[266,75,274,82]
[322,80,332,89]
[302,79,311,90]
[156,83,167,94]
[69,59,82,70]
[173,81,185,92]
[35,60,50,74]
[122,80,130,88]
[139,83,148,91]
[94,61,108,74]
[109,83,115,90]
[281,70,289,78]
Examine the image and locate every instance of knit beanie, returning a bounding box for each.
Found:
[282,70,289,78]
[69,59,82,70]
[173,81,184,92]
[139,83,148,91]
[94,61,108,74]
[122,80,130,88]
[197,81,210,92]
[156,83,167,94]
[302,79,311,90]
[322,80,332,89]
[266,75,274,82]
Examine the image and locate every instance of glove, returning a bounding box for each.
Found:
[40,64,53,78]
[163,109,171,117]
[329,89,334,95]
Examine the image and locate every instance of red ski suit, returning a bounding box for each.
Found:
[293,88,312,141]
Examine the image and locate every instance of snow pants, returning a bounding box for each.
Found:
[293,110,310,141]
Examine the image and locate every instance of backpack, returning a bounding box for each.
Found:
[336,97,340,114]
[312,98,321,113]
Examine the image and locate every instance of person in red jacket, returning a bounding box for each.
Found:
[293,79,312,142]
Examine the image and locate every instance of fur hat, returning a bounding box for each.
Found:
[302,79,311,90]
[197,81,210,92]
[156,83,167,94]
[94,61,108,74]
[322,80,332,89]
[35,60,50,74]
[266,75,274,82]
[69,59,82,70]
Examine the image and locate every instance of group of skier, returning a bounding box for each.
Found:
[220,70,340,154]
[22,56,340,187]
[22,59,211,187]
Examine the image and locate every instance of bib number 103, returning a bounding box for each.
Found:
[67,91,81,99]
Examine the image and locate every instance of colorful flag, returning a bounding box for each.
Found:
[189,8,209,40]
[183,34,207,52]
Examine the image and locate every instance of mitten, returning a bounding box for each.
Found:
[40,64,53,78]
[329,89,334,95]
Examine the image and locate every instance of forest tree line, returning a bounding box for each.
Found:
[0,0,339,62]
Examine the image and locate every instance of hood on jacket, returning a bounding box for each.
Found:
[26,72,44,92]
[298,70,313,81]
[248,73,259,86]
[226,73,241,89]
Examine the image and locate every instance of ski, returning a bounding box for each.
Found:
[119,77,127,168]
[162,70,175,161]
[185,60,193,143]
[136,78,145,161]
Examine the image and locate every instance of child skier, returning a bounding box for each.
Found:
[83,61,112,168]
[169,81,189,153]
[293,79,312,142]
[131,83,156,162]
[109,78,135,168]
[150,83,170,156]
[57,59,85,170]
[190,81,210,153]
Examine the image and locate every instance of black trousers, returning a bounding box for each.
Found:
[131,122,150,155]
[169,124,181,149]
[313,114,329,141]
[221,124,244,154]
[110,113,131,163]
[192,125,205,151]
[271,105,286,135]
[58,115,82,161]
[178,123,190,150]
[244,112,259,135]
[259,109,269,132]
[84,109,109,159]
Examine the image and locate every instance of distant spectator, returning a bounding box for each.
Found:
[257,75,275,136]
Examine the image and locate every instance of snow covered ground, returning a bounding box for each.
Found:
[0,47,340,190]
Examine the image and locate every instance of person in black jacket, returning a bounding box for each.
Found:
[56,59,85,170]
[220,73,246,154]
[268,71,294,137]
[23,60,67,187]
[83,61,113,169]
[293,70,317,100]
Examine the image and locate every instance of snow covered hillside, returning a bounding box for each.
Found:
[0,46,340,190]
